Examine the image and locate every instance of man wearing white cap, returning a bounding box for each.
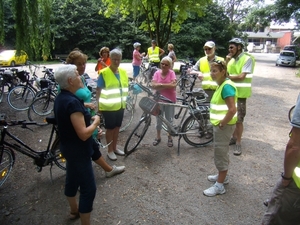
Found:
[190,41,224,101]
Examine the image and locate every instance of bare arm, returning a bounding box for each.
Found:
[70,112,100,141]
[228,72,248,81]
[96,87,101,113]
[283,127,300,186]
[159,48,165,57]
[152,79,177,90]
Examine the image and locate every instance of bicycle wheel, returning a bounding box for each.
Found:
[182,114,213,147]
[120,102,134,132]
[50,137,66,171]
[0,84,4,102]
[7,85,36,110]
[27,96,54,125]
[288,105,295,122]
[124,113,151,155]
[0,148,15,187]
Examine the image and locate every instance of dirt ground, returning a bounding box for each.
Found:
[0,56,300,225]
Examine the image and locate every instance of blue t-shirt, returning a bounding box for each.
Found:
[221,83,236,100]
[97,72,120,89]
[291,93,300,129]
[54,90,94,160]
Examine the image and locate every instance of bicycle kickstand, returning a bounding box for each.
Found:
[49,162,54,184]
[177,135,182,156]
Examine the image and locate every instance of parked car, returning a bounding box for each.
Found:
[0,50,28,67]
[283,45,300,59]
[276,50,297,67]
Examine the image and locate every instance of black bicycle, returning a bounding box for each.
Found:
[0,114,65,187]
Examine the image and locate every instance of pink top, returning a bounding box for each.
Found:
[132,49,142,66]
[152,70,176,103]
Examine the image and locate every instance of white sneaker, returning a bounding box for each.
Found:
[114,149,125,156]
[207,174,229,185]
[233,144,242,156]
[107,151,117,161]
[203,184,226,197]
[105,165,125,178]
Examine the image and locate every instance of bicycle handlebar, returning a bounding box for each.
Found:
[0,114,39,127]
[136,83,173,103]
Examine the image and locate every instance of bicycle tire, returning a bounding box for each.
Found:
[136,73,148,86]
[0,148,15,187]
[182,114,213,147]
[7,85,36,110]
[50,137,66,171]
[0,84,4,102]
[120,102,134,132]
[288,105,295,122]
[124,113,151,155]
[27,96,55,126]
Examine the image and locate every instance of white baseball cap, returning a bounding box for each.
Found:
[204,41,215,48]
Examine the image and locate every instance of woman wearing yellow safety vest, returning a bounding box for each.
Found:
[96,48,128,161]
[203,60,237,197]
[146,40,165,68]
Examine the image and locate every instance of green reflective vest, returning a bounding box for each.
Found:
[227,53,255,98]
[199,56,224,90]
[99,68,128,111]
[293,162,300,189]
[148,47,160,63]
[210,79,237,126]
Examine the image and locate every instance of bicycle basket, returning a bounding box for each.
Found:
[39,79,50,89]
[139,97,160,116]
[16,70,29,82]
[132,84,142,95]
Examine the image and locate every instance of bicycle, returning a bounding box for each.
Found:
[124,83,213,156]
[0,68,20,103]
[7,63,55,111]
[27,80,58,126]
[0,114,66,187]
[136,58,158,87]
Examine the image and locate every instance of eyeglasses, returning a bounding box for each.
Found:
[160,63,169,67]
[204,48,212,51]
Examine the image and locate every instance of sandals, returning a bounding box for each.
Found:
[69,212,80,220]
[168,138,173,147]
[153,138,161,146]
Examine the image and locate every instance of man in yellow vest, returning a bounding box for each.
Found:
[96,48,128,161]
[190,41,224,101]
[146,40,165,68]
[226,38,255,156]
[262,94,300,224]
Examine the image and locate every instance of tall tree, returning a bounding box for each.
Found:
[101,0,211,47]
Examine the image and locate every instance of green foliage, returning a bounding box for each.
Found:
[101,0,211,47]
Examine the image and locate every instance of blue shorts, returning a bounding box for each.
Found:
[133,66,140,78]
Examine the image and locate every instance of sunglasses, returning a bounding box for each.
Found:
[229,46,235,49]
[213,60,226,68]
[160,63,169,67]
[204,48,212,51]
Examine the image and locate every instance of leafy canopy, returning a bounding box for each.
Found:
[101,0,211,47]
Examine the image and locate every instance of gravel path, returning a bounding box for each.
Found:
[0,56,299,225]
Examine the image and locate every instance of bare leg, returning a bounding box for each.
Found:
[94,156,112,172]
[235,122,243,144]
[105,129,114,153]
[217,170,228,184]
[157,129,161,140]
[79,212,91,225]
[67,196,78,214]
[112,127,120,151]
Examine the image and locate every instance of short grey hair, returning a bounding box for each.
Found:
[110,48,122,59]
[161,56,172,66]
[54,65,77,89]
